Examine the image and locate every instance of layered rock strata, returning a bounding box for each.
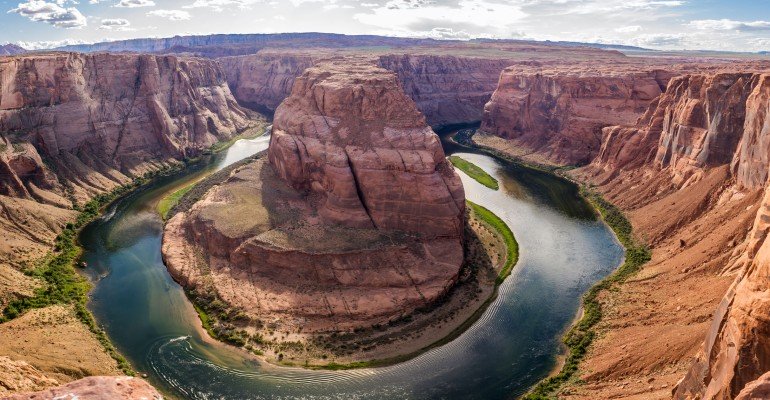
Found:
[163,60,465,336]
[220,51,517,126]
[480,67,669,165]
[556,72,770,399]
[0,52,256,396]
[376,54,516,127]
[0,52,254,266]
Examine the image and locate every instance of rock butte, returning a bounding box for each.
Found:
[163,60,465,334]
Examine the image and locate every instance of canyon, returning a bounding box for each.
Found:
[1,32,770,399]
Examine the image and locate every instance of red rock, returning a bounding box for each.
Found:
[0,52,256,265]
[163,59,465,332]
[480,66,666,165]
[6,376,162,400]
[268,59,465,237]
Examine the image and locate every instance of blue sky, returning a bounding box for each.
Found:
[2,0,769,51]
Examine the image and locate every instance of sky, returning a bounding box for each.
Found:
[1,0,769,52]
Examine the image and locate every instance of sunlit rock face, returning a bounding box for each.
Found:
[0,52,253,266]
[163,59,465,333]
[268,60,465,237]
[480,66,669,165]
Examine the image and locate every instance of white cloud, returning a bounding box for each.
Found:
[184,0,260,11]
[563,0,684,14]
[8,0,87,28]
[99,17,131,29]
[627,32,686,47]
[354,0,527,36]
[114,0,154,7]
[615,25,642,33]
[147,9,190,20]
[688,19,770,32]
[15,38,92,49]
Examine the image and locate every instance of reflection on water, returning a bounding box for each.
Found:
[81,128,623,399]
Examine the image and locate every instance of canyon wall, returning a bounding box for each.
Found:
[219,52,518,127]
[0,52,256,396]
[0,52,254,266]
[219,52,316,113]
[559,71,770,399]
[376,54,515,127]
[480,67,669,165]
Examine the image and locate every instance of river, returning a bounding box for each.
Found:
[79,127,624,399]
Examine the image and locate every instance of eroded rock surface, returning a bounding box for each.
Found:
[553,70,770,400]
[6,376,162,400]
[268,60,465,237]
[0,52,256,267]
[163,60,465,341]
[0,52,257,397]
[480,66,668,165]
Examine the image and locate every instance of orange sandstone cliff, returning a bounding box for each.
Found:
[0,52,254,266]
[555,71,770,399]
[0,52,257,396]
[480,66,670,165]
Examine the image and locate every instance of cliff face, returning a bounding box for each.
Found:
[163,60,465,340]
[269,60,465,236]
[673,74,770,400]
[480,67,666,165]
[0,52,253,265]
[219,52,517,127]
[563,72,770,399]
[219,52,316,113]
[0,52,256,397]
[591,73,768,189]
[377,54,515,127]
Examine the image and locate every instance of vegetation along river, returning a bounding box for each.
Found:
[79,126,624,399]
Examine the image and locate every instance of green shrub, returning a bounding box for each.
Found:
[449,156,499,190]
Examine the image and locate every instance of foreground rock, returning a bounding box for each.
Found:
[6,376,161,400]
[163,60,470,364]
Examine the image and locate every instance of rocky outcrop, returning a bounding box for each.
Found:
[6,376,161,400]
[163,60,465,339]
[268,60,465,236]
[0,52,256,266]
[480,67,666,165]
[590,73,769,189]
[671,76,770,400]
